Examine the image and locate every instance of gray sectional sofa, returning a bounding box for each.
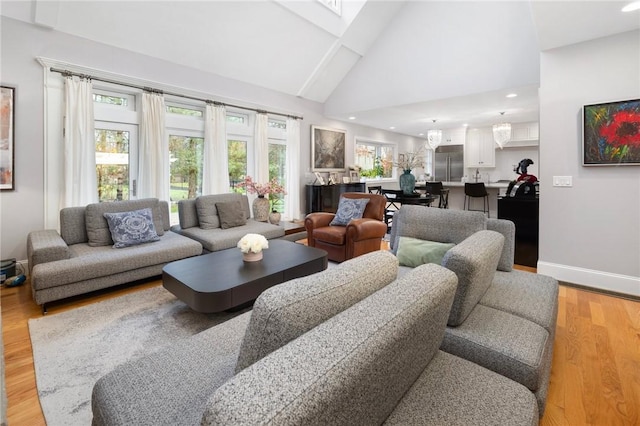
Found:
[389,205,559,415]
[170,193,285,252]
[27,199,202,311]
[92,250,540,425]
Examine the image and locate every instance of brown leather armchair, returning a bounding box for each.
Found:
[305,192,387,263]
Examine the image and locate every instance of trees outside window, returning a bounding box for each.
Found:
[355,141,394,179]
[169,135,203,203]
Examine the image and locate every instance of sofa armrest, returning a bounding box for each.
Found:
[27,230,71,273]
[346,218,387,242]
[305,213,335,246]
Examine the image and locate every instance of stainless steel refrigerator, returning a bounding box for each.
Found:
[433,145,464,182]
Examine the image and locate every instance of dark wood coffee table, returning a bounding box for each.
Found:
[162,239,328,313]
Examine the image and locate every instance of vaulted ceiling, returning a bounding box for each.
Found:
[3,0,639,136]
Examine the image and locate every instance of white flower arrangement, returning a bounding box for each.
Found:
[237,233,269,254]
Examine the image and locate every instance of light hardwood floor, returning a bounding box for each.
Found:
[2,265,639,425]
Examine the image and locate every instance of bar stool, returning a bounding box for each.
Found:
[425,182,449,209]
[464,182,489,217]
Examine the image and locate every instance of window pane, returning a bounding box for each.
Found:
[268,120,286,130]
[169,136,203,205]
[95,129,130,202]
[93,94,128,107]
[166,106,203,117]
[356,142,394,178]
[227,114,246,124]
[228,139,247,192]
[269,143,286,213]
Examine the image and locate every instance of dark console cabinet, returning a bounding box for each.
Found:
[306,183,366,214]
[498,197,539,268]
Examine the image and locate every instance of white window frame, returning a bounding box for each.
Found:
[354,137,398,182]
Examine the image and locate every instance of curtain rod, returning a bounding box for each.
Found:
[49,67,303,120]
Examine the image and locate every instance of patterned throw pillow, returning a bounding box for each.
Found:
[103,208,160,248]
[330,197,370,226]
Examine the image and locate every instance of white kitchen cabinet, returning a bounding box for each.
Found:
[508,122,539,147]
[465,128,495,168]
[441,127,466,146]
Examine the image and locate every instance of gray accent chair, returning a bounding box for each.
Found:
[390,205,558,415]
[170,193,285,252]
[27,199,203,312]
[201,264,539,425]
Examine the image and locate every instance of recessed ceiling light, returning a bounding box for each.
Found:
[389,126,396,130]
[622,1,640,12]
[348,116,356,120]
[506,93,517,98]
[463,123,468,127]
[418,133,425,136]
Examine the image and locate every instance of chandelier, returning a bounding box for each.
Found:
[427,120,442,150]
[492,112,511,149]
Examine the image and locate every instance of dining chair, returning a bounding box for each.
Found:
[425,181,449,209]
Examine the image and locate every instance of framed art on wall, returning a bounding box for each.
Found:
[0,85,15,190]
[583,98,640,166]
[311,125,346,171]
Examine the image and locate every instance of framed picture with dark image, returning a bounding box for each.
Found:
[1,85,15,190]
[311,125,346,171]
[583,98,640,166]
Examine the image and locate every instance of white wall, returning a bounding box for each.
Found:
[0,17,420,263]
[538,30,640,296]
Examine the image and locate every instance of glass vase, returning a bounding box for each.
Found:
[399,169,416,195]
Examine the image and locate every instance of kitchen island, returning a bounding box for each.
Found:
[416,181,511,218]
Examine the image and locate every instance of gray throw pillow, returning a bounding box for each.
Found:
[330,197,369,226]
[103,208,160,248]
[216,201,247,229]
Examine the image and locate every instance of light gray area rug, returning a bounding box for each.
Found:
[28,286,248,426]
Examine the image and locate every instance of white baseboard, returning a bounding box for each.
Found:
[537,261,640,298]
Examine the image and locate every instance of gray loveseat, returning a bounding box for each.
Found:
[92,250,539,425]
[170,193,285,252]
[27,198,203,312]
[390,205,559,415]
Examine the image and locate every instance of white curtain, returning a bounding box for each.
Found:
[254,113,269,184]
[285,118,301,220]
[138,92,169,201]
[203,103,228,194]
[63,77,98,207]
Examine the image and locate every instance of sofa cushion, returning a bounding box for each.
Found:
[103,208,160,248]
[85,198,164,247]
[442,304,550,392]
[173,220,284,252]
[204,263,458,425]
[480,270,559,334]
[486,218,516,272]
[31,232,202,290]
[442,230,504,326]
[234,250,399,372]
[396,236,455,267]
[92,311,252,426]
[311,226,345,245]
[216,201,247,229]
[330,197,369,226]
[384,350,538,425]
[391,206,486,254]
[196,194,251,230]
[60,206,88,245]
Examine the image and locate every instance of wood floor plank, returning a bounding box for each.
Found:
[3,264,639,425]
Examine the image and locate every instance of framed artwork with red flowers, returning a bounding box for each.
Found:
[583,98,640,166]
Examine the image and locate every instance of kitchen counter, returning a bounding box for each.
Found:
[417,181,512,217]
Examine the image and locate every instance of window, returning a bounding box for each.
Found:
[269,143,286,213]
[95,123,138,202]
[355,140,395,179]
[169,134,204,204]
[228,139,248,193]
[93,90,135,110]
[166,105,203,117]
[227,113,247,125]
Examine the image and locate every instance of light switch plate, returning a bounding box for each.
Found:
[553,176,572,187]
